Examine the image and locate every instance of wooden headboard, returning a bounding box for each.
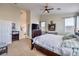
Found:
[32,29,42,38]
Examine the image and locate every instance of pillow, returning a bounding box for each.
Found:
[75,35,79,41]
[75,32,79,36]
[63,34,76,40]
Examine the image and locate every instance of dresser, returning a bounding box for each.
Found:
[12,31,19,41]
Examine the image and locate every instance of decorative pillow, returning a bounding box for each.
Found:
[75,35,79,41]
[63,34,76,40]
[75,32,79,36]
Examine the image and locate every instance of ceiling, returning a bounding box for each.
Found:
[13,3,79,16]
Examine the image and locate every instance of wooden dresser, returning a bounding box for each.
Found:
[12,31,19,41]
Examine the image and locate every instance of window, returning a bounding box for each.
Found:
[76,16,79,32]
[40,22,46,31]
[65,17,75,34]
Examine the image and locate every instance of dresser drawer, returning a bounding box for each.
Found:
[12,34,19,41]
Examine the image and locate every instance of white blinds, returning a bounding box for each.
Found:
[65,17,75,34]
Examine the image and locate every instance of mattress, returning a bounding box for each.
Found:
[33,34,64,55]
[33,34,79,56]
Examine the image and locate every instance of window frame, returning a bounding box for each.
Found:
[40,21,46,31]
[64,17,75,34]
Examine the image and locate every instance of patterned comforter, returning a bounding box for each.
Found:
[33,34,79,56]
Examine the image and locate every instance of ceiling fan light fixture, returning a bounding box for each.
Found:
[41,4,55,14]
[44,10,48,13]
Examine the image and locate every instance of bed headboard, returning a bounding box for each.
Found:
[32,29,42,38]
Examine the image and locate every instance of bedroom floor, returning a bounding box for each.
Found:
[1,38,45,56]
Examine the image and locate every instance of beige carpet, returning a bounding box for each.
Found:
[1,38,45,56]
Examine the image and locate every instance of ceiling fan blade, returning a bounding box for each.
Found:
[42,10,46,14]
[47,8,54,10]
[41,10,49,14]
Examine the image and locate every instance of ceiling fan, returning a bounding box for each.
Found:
[42,4,54,13]
[41,4,61,14]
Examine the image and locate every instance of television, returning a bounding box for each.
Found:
[32,24,39,30]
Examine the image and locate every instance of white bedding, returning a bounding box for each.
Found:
[33,34,79,56]
[33,34,64,55]
[61,38,79,56]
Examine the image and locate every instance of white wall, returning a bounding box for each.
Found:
[20,9,31,39]
[31,12,39,24]
[20,10,27,39]
[0,4,31,39]
[40,13,76,34]
[0,4,20,31]
[29,12,40,38]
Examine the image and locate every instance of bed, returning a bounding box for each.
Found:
[31,29,61,56]
[31,29,79,56]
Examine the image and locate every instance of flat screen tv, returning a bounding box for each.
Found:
[32,24,39,30]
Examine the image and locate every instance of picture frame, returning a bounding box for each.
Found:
[48,24,56,31]
[48,21,56,31]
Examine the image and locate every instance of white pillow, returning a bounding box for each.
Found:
[63,34,76,40]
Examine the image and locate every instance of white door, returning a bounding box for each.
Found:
[0,20,12,44]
